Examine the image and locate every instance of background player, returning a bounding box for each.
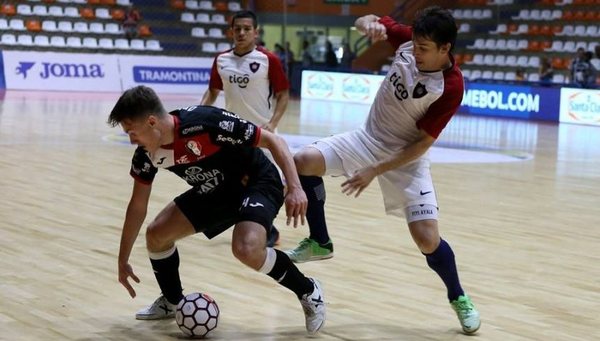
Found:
[201,10,290,246]
[109,86,325,335]
[285,7,480,334]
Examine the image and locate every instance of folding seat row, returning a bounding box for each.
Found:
[183,1,241,11]
[451,8,493,20]
[181,12,228,24]
[13,4,117,19]
[201,41,231,52]
[1,33,161,51]
[467,38,528,51]
[511,9,563,20]
[40,20,123,34]
[190,27,225,38]
[466,54,542,68]
[544,40,595,52]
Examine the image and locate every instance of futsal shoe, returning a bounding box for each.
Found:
[299,278,326,334]
[450,295,481,334]
[135,295,177,320]
[285,238,333,263]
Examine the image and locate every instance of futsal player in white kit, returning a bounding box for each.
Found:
[285,6,481,334]
[201,10,290,247]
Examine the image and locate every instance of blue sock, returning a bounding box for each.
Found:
[424,239,465,302]
[300,175,330,244]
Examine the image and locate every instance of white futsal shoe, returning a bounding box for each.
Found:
[299,278,326,334]
[135,295,177,320]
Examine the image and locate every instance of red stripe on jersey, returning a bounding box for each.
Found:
[257,46,289,93]
[131,172,153,185]
[416,58,464,138]
[253,126,262,147]
[379,16,412,50]
[209,51,228,90]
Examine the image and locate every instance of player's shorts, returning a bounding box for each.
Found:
[174,174,284,240]
[308,128,438,220]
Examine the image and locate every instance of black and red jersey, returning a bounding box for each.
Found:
[129,105,277,195]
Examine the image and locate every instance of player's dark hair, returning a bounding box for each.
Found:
[108,86,166,127]
[412,6,457,52]
[231,10,258,29]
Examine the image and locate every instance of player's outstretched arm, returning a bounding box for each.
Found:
[257,130,307,227]
[341,130,435,197]
[118,180,152,298]
[355,14,387,42]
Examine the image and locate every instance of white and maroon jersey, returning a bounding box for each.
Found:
[129,105,277,195]
[364,16,464,148]
[208,46,289,126]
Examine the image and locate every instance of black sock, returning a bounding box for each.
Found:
[300,175,330,244]
[149,247,184,305]
[424,239,465,302]
[267,249,314,299]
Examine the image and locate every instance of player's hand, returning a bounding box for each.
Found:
[364,21,388,42]
[341,166,377,197]
[118,262,140,298]
[284,186,307,227]
[261,122,276,132]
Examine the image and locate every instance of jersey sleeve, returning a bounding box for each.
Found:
[378,16,412,50]
[208,55,223,90]
[129,147,158,184]
[205,107,262,147]
[265,50,290,93]
[416,71,464,138]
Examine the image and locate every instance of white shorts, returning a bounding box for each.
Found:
[309,128,438,220]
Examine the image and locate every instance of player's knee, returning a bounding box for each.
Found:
[294,148,322,175]
[231,237,261,263]
[416,237,440,254]
[408,219,440,253]
[145,225,168,252]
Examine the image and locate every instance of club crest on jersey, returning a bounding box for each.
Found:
[186,140,203,156]
[249,62,260,73]
[412,82,428,99]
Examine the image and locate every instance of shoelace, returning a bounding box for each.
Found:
[297,238,313,250]
[453,299,474,313]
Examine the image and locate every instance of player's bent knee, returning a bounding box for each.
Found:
[294,147,325,176]
[145,225,170,252]
[231,233,263,263]
[407,212,440,253]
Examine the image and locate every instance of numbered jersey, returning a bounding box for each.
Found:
[208,46,289,126]
[365,16,464,148]
[129,105,276,195]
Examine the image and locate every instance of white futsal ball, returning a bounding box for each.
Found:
[175,292,220,338]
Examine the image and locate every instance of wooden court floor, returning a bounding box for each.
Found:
[0,90,599,340]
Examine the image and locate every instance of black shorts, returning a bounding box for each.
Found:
[174,178,284,240]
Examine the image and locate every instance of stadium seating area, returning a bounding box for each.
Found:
[451,0,600,84]
[3,0,598,81]
[0,0,241,55]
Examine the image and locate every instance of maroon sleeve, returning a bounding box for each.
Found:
[378,16,413,50]
[416,67,464,138]
[260,47,289,93]
[208,55,223,90]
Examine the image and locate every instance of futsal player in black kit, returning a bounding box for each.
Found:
[108,86,325,334]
